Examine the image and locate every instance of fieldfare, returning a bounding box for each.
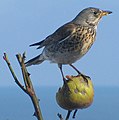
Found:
[25,7,112,83]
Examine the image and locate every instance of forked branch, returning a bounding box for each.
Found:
[3,53,43,120]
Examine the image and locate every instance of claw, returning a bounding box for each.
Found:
[80,74,89,85]
[69,64,89,85]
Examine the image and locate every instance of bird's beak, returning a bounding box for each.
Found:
[101,10,112,16]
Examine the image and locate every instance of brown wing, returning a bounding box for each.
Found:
[30,23,77,49]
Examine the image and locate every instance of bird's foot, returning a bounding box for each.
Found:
[79,73,89,85]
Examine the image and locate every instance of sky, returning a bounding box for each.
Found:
[0,0,119,87]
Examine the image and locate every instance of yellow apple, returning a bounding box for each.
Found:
[56,75,94,110]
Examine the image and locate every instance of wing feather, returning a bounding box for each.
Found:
[29,23,77,49]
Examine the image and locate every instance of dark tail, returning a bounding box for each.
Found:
[25,54,44,67]
[29,40,45,49]
[29,40,44,47]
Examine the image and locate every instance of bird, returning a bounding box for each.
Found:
[25,7,112,83]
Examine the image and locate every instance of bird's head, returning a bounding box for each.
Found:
[73,7,112,28]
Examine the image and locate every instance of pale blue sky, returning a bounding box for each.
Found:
[0,0,118,87]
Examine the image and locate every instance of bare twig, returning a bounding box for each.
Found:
[57,111,73,120]
[3,53,43,120]
[65,110,72,120]
[3,53,27,94]
[57,113,64,120]
[72,109,78,119]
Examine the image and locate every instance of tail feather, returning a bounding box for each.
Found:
[29,40,44,47]
[25,54,44,67]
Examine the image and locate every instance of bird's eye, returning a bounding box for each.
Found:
[93,11,97,15]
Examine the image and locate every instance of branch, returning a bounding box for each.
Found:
[3,53,43,120]
[72,109,78,119]
[57,113,64,120]
[3,53,27,93]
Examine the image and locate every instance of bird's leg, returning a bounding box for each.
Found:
[69,64,81,74]
[58,64,67,84]
[65,110,72,120]
[72,109,78,119]
[69,64,89,84]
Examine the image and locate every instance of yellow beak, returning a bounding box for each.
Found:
[101,10,112,16]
